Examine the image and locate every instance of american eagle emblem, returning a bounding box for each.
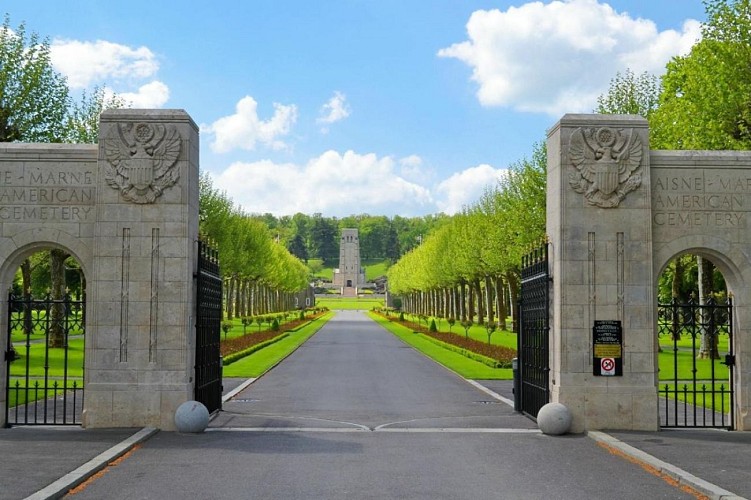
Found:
[568,127,643,208]
[104,122,181,204]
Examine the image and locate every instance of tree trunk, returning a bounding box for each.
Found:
[485,275,495,326]
[227,274,236,320]
[495,275,507,331]
[506,271,520,333]
[467,282,475,324]
[49,249,69,348]
[697,256,719,359]
[21,259,32,295]
[459,279,467,322]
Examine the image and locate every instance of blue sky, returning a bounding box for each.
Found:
[4,0,706,217]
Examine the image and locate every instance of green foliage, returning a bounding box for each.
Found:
[651,0,751,149]
[0,15,126,144]
[221,321,233,340]
[0,15,68,142]
[199,174,308,294]
[429,318,437,332]
[484,321,497,344]
[310,214,338,264]
[387,142,546,300]
[595,69,660,118]
[271,318,280,331]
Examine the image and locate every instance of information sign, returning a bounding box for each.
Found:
[593,320,623,376]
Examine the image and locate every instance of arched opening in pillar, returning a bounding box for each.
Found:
[656,252,734,429]
[5,248,86,425]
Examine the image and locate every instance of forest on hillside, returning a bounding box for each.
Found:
[252,211,451,266]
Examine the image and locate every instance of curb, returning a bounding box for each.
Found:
[24,427,159,500]
[587,431,745,500]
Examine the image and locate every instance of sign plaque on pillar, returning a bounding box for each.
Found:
[593,320,623,376]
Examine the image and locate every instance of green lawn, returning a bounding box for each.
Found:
[8,338,85,408]
[222,312,333,377]
[9,338,84,378]
[369,312,512,380]
[657,347,730,381]
[316,297,384,310]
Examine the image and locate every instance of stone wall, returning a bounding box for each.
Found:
[548,114,750,431]
[0,110,200,430]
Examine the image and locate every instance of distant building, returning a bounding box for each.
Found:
[332,228,365,297]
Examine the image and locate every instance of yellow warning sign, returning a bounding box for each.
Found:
[594,344,621,358]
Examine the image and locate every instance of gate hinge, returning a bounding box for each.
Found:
[724,354,736,367]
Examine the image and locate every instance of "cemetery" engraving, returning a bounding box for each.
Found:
[652,173,749,227]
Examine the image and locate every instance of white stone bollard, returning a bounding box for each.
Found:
[537,402,572,435]
[174,400,209,433]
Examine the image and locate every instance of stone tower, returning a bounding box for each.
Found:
[332,228,365,296]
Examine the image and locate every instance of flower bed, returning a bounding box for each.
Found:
[373,310,516,367]
[220,312,325,357]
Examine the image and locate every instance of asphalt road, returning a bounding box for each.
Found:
[68,311,697,499]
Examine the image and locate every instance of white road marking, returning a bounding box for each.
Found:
[465,379,515,408]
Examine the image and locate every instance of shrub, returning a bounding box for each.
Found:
[221,321,233,340]
[429,319,437,332]
[271,318,280,331]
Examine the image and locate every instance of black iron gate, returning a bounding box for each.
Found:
[658,297,734,429]
[5,292,85,425]
[517,243,550,419]
[195,240,223,414]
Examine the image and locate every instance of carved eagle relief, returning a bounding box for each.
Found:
[104,122,181,204]
[568,126,643,208]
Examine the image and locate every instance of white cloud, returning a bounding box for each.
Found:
[51,39,159,89]
[119,81,170,108]
[211,151,505,217]
[435,164,506,214]
[438,0,701,115]
[317,91,351,130]
[212,150,434,217]
[398,155,433,183]
[204,96,298,153]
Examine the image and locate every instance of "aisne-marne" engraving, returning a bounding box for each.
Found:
[652,173,749,228]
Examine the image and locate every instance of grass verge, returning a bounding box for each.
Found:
[368,312,512,380]
[316,297,384,310]
[222,311,334,378]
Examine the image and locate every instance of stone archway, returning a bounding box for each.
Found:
[0,240,90,425]
[653,247,740,428]
[0,109,201,430]
[547,114,751,432]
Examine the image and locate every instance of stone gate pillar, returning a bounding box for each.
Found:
[84,109,199,430]
[547,114,658,432]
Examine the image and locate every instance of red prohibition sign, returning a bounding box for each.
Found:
[601,358,615,371]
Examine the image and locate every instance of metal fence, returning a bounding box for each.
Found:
[5,292,85,425]
[658,297,734,429]
[518,243,550,419]
[195,240,223,414]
